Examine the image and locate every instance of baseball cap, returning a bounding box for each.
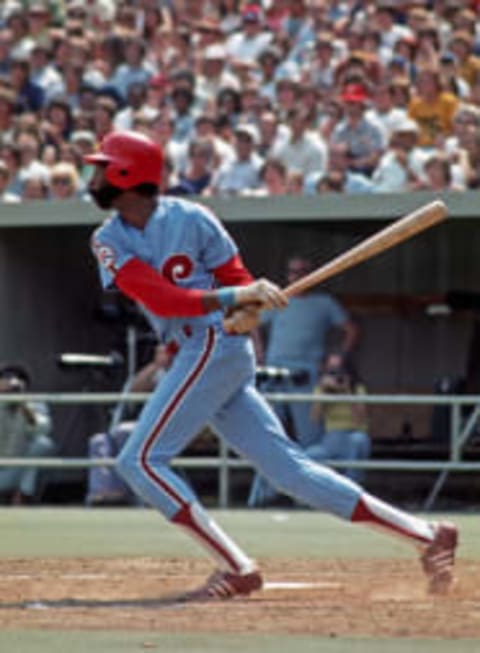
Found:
[235,123,260,145]
[203,44,227,60]
[341,83,369,103]
[148,73,169,89]
[71,130,97,145]
[242,4,263,22]
[391,117,419,134]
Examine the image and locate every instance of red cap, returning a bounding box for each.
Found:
[242,4,262,21]
[341,83,369,103]
[149,73,168,89]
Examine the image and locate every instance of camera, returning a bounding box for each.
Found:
[321,368,350,391]
[255,366,309,386]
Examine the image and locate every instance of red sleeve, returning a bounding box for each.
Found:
[115,258,207,317]
[213,253,254,286]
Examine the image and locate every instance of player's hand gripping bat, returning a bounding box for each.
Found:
[223,199,448,334]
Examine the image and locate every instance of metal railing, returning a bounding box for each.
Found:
[1,391,479,509]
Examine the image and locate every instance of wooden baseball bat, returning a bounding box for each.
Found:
[223,200,447,333]
[284,199,447,298]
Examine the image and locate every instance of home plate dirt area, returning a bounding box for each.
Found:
[0,557,479,638]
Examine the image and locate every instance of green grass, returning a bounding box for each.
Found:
[0,631,479,653]
[0,508,478,559]
[0,509,478,653]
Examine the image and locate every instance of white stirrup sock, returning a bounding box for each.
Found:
[351,493,435,547]
[172,502,256,574]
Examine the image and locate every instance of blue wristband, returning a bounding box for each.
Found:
[217,287,237,308]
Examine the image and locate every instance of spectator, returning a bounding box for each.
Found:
[308,351,371,484]
[0,141,22,196]
[147,107,188,175]
[215,86,242,129]
[245,157,288,196]
[193,113,235,164]
[15,129,49,188]
[280,0,316,64]
[0,159,20,202]
[9,54,44,113]
[257,109,289,158]
[0,86,16,139]
[272,105,328,177]
[285,169,305,194]
[408,66,459,147]
[167,138,215,196]
[42,95,74,144]
[211,123,264,196]
[21,171,49,200]
[372,117,428,193]
[170,86,197,143]
[4,5,34,60]
[318,97,344,141]
[49,162,83,200]
[365,82,408,141]
[193,17,224,51]
[308,31,340,95]
[225,4,273,68]
[113,81,149,131]
[306,143,374,194]
[413,152,464,191]
[372,1,414,55]
[274,75,301,121]
[331,83,386,176]
[196,44,240,111]
[0,362,55,505]
[439,51,470,99]
[449,30,480,87]
[108,35,155,102]
[0,27,13,75]
[257,45,282,103]
[217,0,243,35]
[26,2,52,43]
[29,40,63,103]
[92,95,118,141]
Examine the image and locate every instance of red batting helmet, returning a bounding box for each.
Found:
[84,131,163,190]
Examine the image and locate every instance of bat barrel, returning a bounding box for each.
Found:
[285,200,448,298]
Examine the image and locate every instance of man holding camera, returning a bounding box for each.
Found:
[308,351,371,484]
[0,363,55,504]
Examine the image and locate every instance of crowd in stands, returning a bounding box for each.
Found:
[1,0,480,202]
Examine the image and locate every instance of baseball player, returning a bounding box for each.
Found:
[86,130,457,600]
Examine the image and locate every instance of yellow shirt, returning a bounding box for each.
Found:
[311,383,368,432]
[408,92,459,146]
[458,56,480,86]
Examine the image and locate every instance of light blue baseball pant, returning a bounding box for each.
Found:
[116,326,362,521]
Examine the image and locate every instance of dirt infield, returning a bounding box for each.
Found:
[0,557,479,638]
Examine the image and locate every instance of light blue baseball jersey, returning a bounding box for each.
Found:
[91,196,237,345]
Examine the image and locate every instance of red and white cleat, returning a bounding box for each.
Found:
[421,521,458,594]
[187,568,263,601]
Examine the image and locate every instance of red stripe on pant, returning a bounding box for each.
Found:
[139,327,242,570]
[140,327,216,507]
